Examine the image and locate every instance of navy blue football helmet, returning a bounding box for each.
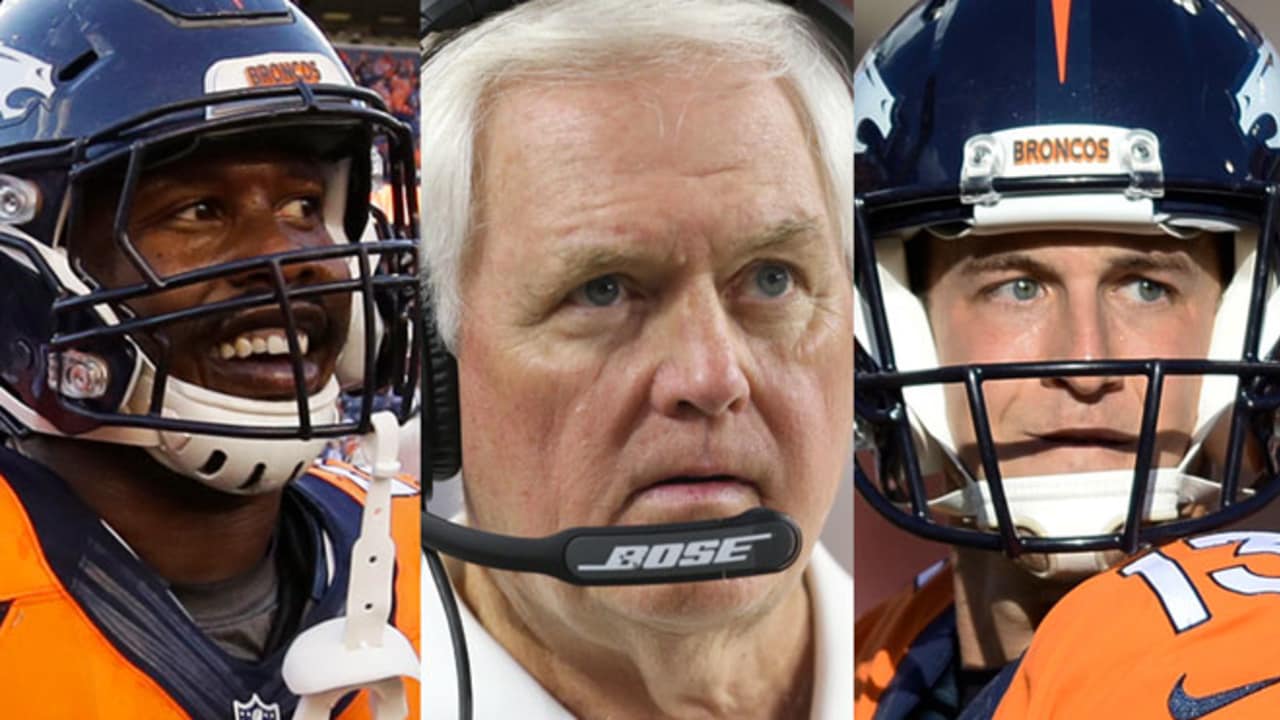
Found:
[0,0,421,493]
[855,0,1280,562]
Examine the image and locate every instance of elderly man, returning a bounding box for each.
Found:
[855,0,1280,718]
[419,0,853,718]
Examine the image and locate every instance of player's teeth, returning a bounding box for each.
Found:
[217,329,307,359]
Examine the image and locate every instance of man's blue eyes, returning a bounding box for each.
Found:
[754,262,792,298]
[578,275,622,307]
[572,263,793,308]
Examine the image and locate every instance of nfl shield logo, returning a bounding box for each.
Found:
[232,694,281,720]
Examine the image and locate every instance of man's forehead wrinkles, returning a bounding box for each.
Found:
[552,242,638,273]
[544,216,822,271]
[741,217,820,252]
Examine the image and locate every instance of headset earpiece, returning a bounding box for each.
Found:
[422,305,462,482]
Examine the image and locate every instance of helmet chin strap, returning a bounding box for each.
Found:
[125,367,342,494]
[123,293,376,495]
[283,411,419,719]
[931,468,1224,580]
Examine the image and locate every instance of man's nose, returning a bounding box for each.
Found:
[231,204,339,287]
[1044,297,1124,399]
[649,286,751,419]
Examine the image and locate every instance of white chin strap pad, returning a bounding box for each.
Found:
[931,469,1224,577]
[129,375,342,494]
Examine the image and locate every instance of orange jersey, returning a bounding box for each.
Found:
[993,531,1280,719]
[0,449,420,719]
[856,561,956,720]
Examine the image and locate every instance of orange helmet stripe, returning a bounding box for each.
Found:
[1052,0,1072,84]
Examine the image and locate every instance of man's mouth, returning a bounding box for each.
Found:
[209,304,329,359]
[198,304,335,398]
[625,474,762,518]
[211,327,310,360]
[1031,428,1138,448]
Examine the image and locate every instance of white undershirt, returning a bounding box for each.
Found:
[422,541,853,719]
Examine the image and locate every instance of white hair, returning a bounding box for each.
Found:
[419,0,852,349]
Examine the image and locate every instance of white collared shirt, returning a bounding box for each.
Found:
[423,542,852,719]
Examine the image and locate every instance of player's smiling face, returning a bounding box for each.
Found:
[921,230,1225,479]
[72,145,352,400]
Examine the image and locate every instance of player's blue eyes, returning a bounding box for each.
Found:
[991,277,1042,302]
[987,277,1171,304]
[1124,278,1169,303]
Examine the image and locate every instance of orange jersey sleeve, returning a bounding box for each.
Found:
[0,457,423,719]
[0,475,191,719]
[994,531,1280,720]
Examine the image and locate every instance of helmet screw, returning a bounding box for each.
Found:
[970,143,992,166]
[1,188,21,216]
[0,175,38,224]
[47,349,110,400]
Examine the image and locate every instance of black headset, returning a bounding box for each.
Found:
[422,298,462,483]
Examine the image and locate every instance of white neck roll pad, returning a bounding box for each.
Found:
[931,468,1224,577]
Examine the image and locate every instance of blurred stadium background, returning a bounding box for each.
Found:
[299,0,419,219]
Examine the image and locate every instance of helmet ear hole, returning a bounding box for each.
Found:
[238,463,267,492]
[57,49,98,83]
[198,450,227,476]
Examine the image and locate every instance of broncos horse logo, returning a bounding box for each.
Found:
[854,57,895,155]
[1237,38,1280,149]
[0,42,54,123]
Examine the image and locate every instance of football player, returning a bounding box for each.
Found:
[0,0,423,716]
[855,0,1280,718]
